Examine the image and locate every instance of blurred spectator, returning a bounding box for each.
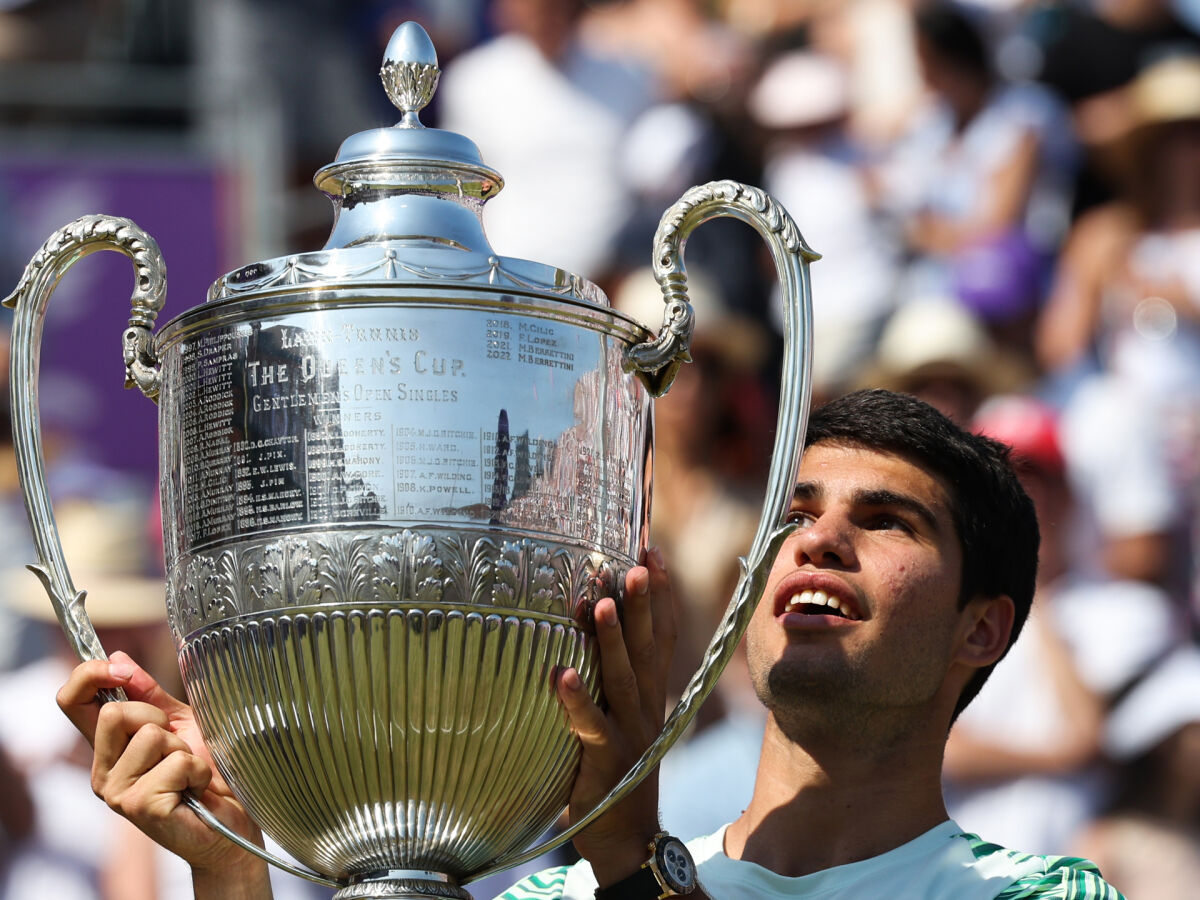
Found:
[1038,53,1200,394]
[750,48,900,398]
[1032,0,1200,214]
[1074,645,1200,899]
[944,394,1182,854]
[856,296,1029,423]
[586,0,770,318]
[581,0,753,107]
[881,2,1076,349]
[1037,53,1200,593]
[1058,376,1181,587]
[438,0,656,282]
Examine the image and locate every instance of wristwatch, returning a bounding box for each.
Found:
[594,832,698,899]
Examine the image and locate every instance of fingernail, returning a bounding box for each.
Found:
[601,601,619,627]
[108,661,135,680]
[650,546,665,569]
[562,669,582,692]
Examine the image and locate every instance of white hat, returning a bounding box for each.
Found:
[1130,53,1200,131]
[1105,645,1200,760]
[857,298,1029,395]
[750,51,851,130]
[3,497,165,628]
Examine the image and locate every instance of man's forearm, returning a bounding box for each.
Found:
[192,858,274,900]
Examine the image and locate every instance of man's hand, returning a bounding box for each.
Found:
[557,548,677,887]
[57,651,272,898]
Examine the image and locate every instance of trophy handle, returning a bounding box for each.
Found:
[474,180,818,879]
[5,215,166,677]
[3,215,345,889]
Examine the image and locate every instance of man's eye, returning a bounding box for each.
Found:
[870,515,910,532]
[785,509,814,527]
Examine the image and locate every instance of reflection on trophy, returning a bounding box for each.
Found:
[6,22,816,900]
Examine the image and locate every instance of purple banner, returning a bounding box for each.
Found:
[1,154,229,484]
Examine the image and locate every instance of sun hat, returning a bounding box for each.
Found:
[2,496,165,628]
[1129,52,1200,131]
[857,297,1030,396]
[749,50,852,131]
[1105,645,1200,760]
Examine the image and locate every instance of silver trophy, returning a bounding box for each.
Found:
[6,22,816,900]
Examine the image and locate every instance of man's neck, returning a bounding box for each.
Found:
[724,712,951,878]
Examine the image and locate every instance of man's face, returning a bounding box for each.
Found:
[746,442,974,724]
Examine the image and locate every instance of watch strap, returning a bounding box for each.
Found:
[594,863,668,900]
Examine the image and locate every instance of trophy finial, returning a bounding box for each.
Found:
[381,21,440,128]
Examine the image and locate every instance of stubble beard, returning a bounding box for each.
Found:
[747,639,945,745]
[747,643,866,740]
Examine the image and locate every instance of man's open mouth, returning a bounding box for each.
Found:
[782,589,862,621]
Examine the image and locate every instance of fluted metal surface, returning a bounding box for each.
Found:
[181,606,596,880]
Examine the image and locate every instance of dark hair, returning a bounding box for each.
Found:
[914,2,993,82]
[805,389,1038,719]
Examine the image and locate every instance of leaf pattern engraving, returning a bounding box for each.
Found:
[493,540,527,608]
[411,533,447,604]
[173,529,622,630]
[372,532,408,603]
[286,538,324,606]
[183,553,237,622]
[442,535,496,606]
[248,542,285,608]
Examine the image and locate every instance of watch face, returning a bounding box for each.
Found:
[655,837,697,893]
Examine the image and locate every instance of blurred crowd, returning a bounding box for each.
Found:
[3,0,1200,898]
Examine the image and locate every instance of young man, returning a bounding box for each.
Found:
[57,390,1122,898]
[500,389,1122,899]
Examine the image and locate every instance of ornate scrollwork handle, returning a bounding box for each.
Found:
[4,214,166,687]
[2,217,336,886]
[476,182,818,880]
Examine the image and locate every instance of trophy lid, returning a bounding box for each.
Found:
[312,22,503,205]
[201,21,616,312]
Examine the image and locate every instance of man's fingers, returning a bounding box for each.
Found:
[115,748,213,822]
[557,667,609,748]
[619,564,657,676]
[108,651,190,720]
[91,701,172,790]
[621,564,658,718]
[594,597,645,736]
[56,658,137,746]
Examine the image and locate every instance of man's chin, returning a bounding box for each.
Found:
[752,659,850,710]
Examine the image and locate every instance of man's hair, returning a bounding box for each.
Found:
[914,2,993,83]
[805,389,1038,719]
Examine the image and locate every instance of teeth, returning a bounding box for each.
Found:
[783,589,858,619]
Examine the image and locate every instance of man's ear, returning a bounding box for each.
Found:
[956,594,1016,670]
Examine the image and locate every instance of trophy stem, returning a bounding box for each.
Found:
[333,870,471,900]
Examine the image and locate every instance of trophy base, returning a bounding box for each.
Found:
[334,870,472,900]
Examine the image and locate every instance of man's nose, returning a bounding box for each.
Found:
[790,514,855,567]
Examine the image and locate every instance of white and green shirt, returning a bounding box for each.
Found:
[494,821,1124,899]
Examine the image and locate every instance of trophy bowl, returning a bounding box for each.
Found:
[6,22,816,900]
